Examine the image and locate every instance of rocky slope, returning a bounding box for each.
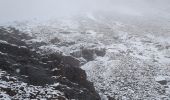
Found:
[0,27,100,100]
[1,14,170,100]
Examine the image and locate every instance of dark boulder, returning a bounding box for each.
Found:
[50,37,60,44]
[0,42,32,57]
[95,48,106,57]
[70,48,106,61]
[82,49,95,61]
[62,56,80,68]
[20,65,55,86]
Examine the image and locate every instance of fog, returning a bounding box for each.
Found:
[0,0,170,23]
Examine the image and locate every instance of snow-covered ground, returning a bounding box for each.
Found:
[82,32,170,99]
[0,69,65,100]
[3,13,170,99]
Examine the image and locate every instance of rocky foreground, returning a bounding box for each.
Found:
[0,27,100,100]
[1,14,170,99]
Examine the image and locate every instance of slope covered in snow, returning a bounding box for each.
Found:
[1,12,170,99]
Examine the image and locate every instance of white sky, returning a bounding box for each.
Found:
[0,0,170,23]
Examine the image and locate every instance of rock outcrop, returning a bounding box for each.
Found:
[70,48,106,62]
[0,27,100,100]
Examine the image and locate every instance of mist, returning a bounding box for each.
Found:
[0,0,170,24]
[1,1,170,100]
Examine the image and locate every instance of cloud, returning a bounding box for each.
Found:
[0,0,169,23]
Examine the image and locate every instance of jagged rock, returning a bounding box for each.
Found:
[0,27,101,100]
